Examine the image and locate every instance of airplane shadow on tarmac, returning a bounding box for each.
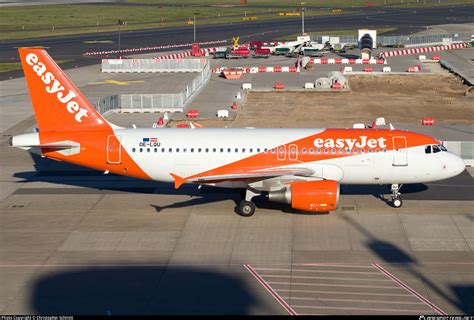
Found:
[343,215,474,314]
[30,266,260,315]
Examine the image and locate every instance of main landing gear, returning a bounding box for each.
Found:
[237,189,260,217]
[390,184,403,208]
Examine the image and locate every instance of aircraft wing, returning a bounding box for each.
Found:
[170,167,314,189]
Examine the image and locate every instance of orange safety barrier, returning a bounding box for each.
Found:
[274,66,282,72]
[349,59,356,64]
[321,58,328,64]
[275,82,285,89]
[362,59,370,64]
[231,102,238,109]
[364,67,373,72]
[376,59,384,64]
[422,117,435,125]
[223,68,243,79]
[407,67,418,73]
[432,55,440,60]
[332,82,342,89]
[258,66,267,73]
[289,66,297,72]
[335,58,342,64]
[176,123,190,128]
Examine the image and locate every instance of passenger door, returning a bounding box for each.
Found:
[107,135,122,164]
[392,136,407,166]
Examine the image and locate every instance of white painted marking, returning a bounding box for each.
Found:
[298,263,374,268]
[282,296,427,305]
[244,264,297,316]
[260,274,392,282]
[253,267,382,275]
[292,305,431,313]
[372,262,447,315]
[277,288,416,297]
[268,281,403,289]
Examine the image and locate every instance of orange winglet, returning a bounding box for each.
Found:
[170,173,188,189]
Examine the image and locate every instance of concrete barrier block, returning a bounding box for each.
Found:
[242,83,252,90]
[383,67,391,72]
[281,66,289,72]
[217,110,229,118]
[304,82,315,89]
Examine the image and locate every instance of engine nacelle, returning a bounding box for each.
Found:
[268,180,339,212]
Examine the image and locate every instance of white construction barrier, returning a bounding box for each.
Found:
[383,67,392,72]
[217,110,229,118]
[341,66,353,74]
[419,55,427,61]
[236,92,242,99]
[304,82,315,89]
[242,83,252,90]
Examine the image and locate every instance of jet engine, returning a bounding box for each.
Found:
[268,180,339,212]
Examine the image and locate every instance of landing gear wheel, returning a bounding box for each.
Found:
[392,198,403,208]
[238,200,256,217]
[390,184,403,208]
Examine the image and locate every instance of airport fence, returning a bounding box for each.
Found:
[94,59,210,115]
[309,33,472,48]
[101,58,208,73]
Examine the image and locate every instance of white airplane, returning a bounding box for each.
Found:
[11,48,465,216]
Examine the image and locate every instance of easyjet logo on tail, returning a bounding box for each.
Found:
[314,136,387,149]
[25,53,88,123]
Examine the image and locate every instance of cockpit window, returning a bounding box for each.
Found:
[439,145,447,152]
[425,146,431,154]
[432,145,441,153]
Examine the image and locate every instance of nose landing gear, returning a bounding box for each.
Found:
[390,184,403,208]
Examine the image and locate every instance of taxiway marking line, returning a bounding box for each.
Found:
[282,296,427,305]
[244,264,297,316]
[372,262,447,315]
[253,267,382,275]
[297,263,374,268]
[292,304,431,313]
[259,274,392,282]
[277,288,416,297]
[268,281,403,289]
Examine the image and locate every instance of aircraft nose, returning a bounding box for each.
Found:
[449,154,465,177]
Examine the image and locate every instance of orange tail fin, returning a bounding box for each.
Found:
[19,48,109,132]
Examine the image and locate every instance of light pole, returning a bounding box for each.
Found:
[193,13,199,42]
[301,5,306,35]
[117,19,123,57]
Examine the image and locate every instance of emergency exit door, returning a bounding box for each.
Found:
[392,136,407,166]
[107,135,122,164]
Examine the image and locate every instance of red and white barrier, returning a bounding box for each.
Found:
[380,43,467,58]
[310,58,386,65]
[155,47,221,60]
[211,66,300,74]
[83,40,227,56]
